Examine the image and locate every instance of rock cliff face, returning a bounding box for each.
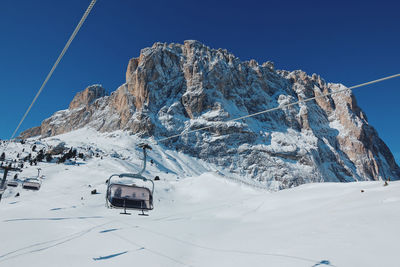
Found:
[19,40,400,189]
[69,85,106,110]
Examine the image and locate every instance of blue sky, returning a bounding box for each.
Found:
[0,0,399,163]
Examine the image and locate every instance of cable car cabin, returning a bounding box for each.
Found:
[107,184,152,210]
[7,180,18,187]
[106,173,154,215]
[22,168,42,191]
[106,143,154,215]
[22,178,41,191]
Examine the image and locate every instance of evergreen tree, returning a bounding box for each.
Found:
[57,156,66,164]
[36,150,45,162]
[72,149,77,158]
[45,153,53,163]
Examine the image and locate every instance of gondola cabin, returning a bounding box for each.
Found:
[107,183,153,210]
[22,178,41,190]
[106,174,154,215]
[7,180,18,187]
[106,143,154,215]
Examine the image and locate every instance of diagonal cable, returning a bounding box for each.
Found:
[10,0,97,139]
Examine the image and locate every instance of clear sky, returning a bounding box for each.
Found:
[0,0,399,163]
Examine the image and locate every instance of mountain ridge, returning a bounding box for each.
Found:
[19,40,400,189]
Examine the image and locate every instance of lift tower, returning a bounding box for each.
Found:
[0,163,22,203]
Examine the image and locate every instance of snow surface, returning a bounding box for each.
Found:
[1,129,399,267]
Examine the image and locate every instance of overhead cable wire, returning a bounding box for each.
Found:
[10,0,98,139]
[157,73,400,143]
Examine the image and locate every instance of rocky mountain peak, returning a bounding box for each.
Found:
[69,84,106,110]
[19,40,400,189]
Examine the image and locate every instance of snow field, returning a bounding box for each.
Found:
[0,129,399,267]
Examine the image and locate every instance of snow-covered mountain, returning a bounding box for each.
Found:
[20,40,400,189]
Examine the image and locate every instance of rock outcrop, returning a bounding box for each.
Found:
[69,85,106,110]
[19,40,400,189]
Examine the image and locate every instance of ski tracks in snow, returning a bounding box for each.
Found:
[117,220,335,267]
[0,221,112,263]
[93,221,194,266]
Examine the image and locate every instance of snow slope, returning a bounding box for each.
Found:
[1,129,399,267]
